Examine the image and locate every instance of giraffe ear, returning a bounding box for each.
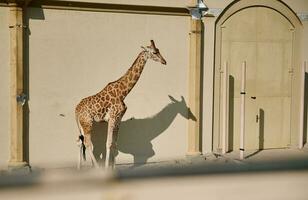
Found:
[150,40,156,48]
[141,46,147,51]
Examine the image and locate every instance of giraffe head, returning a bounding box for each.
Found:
[142,40,167,65]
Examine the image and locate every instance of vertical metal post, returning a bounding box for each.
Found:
[299,61,306,149]
[222,61,229,154]
[240,62,246,160]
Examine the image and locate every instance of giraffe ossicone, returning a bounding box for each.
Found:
[75,40,167,169]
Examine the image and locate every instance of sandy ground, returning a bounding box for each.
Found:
[115,147,308,172]
[1,146,308,174]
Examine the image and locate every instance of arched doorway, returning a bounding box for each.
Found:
[213,0,303,153]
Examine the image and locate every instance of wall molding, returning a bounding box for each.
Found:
[0,0,190,16]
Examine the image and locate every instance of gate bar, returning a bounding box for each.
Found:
[240,61,246,160]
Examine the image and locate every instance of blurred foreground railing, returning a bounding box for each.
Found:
[1,158,308,200]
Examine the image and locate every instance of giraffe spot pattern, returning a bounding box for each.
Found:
[110,90,116,97]
[94,103,100,109]
[119,83,124,90]
[129,73,133,80]
[134,75,139,81]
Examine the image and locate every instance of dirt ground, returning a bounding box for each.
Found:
[115,147,308,172]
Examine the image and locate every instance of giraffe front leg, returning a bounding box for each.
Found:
[89,145,99,168]
[84,134,99,168]
[105,120,117,169]
[105,104,126,169]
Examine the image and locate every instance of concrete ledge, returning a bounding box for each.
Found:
[186,151,202,157]
[8,162,31,175]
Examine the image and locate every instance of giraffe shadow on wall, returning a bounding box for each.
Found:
[91,95,196,166]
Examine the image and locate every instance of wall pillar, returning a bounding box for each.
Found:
[187,18,202,156]
[202,17,215,154]
[8,3,28,169]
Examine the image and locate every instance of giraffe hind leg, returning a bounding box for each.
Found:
[76,119,86,170]
[78,135,86,161]
[77,141,84,170]
[84,134,99,168]
[80,120,99,168]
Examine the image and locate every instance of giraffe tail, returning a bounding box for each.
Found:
[79,135,86,161]
[76,115,86,161]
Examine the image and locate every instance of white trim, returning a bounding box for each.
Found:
[240,62,246,160]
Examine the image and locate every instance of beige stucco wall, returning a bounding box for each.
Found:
[0,7,10,167]
[27,7,190,167]
[1,0,307,168]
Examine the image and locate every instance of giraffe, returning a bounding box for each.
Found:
[75,40,167,169]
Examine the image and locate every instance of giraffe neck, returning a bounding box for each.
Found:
[119,51,148,97]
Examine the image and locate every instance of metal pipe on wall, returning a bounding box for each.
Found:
[240,61,246,160]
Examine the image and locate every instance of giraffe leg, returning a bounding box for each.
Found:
[80,120,99,168]
[76,119,86,170]
[77,145,82,170]
[84,134,99,168]
[111,130,119,169]
[105,104,126,169]
[105,119,117,169]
